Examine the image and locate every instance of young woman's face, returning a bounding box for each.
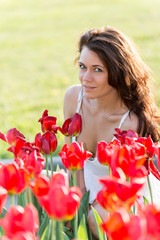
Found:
[79,46,115,99]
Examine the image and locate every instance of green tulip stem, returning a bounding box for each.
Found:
[108,166,111,176]
[45,155,49,177]
[72,170,78,238]
[70,137,72,144]
[24,189,28,205]
[147,176,153,203]
[72,170,77,186]
[10,194,14,205]
[51,219,55,240]
[74,209,78,239]
[51,154,54,176]
[133,205,136,214]
[57,221,64,240]
[28,188,33,204]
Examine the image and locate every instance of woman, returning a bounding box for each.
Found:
[63,26,160,239]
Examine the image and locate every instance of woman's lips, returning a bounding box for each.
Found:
[84,85,96,90]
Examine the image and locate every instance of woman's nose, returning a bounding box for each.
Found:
[83,70,92,82]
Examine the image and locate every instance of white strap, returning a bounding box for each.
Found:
[117,111,130,129]
[75,89,83,113]
[111,110,130,142]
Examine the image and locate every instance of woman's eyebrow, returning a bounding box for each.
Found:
[78,61,84,64]
[79,62,105,68]
[92,64,105,68]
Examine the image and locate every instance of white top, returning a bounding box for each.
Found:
[72,89,160,205]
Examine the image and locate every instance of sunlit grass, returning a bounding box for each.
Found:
[0,0,160,158]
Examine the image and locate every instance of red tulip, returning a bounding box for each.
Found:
[0,204,39,238]
[50,169,69,188]
[34,131,57,155]
[97,173,146,212]
[0,186,8,214]
[0,163,30,194]
[136,137,160,180]
[136,136,155,158]
[30,175,50,197]
[98,140,147,179]
[53,113,82,137]
[0,129,27,158]
[115,143,148,178]
[7,137,27,158]
[63,113,82,136]
[59,142,92,170]
[0,128,25,145]
[38,110,57,133]
[139,204,160,238]
[101,208,144,240]
[22,150,45,178]
[97,140,120,166]
[33,170,82,220]
[114,129,160,181]
[114,128,139,144]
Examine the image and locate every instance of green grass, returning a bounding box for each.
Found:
[0,0,160,158]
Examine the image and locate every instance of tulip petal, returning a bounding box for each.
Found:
[6,128,25,145]
[0,132,7,142]
[62,118,72,136]
[0,204,39,238]
[68,113,82,136]
[34,133,42,151]
[0,186,8,214]
[30,175,49,196]
[41,136,50,155]
[149,160,160,180]
[49,132,57,153]
[59,142,92,170]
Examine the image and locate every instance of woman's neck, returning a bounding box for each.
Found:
[88,90,127,115]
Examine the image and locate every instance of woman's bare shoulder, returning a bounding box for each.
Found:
[65,85,82,99]
[121,111,139,133]
[63,85,82,118]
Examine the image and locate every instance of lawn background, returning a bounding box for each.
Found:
[0,0,160,158]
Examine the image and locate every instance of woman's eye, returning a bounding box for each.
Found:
[79,64,86,69]
[95,68,102,72]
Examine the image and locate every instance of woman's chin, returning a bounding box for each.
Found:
[84,92,96,99]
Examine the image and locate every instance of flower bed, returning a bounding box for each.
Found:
[0,110,160,240]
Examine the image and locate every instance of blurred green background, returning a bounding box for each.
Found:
[0,0,160,158]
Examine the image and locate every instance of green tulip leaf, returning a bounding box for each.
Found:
[17,191,26,207]
[69,174,74,187]
[63,232,70,240]
[63,226,74,239]
[91,206,106,240]
[143,196,149,205]
[78,214,88,240]
[40,226,48,240]
[0,207,7,218]
[38,213,49,238]
[56,164,60,172]
[78,191,90,225]
[0,207,7,235]
[40,219,51,240]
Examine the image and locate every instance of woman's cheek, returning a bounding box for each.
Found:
[79,72,84,84]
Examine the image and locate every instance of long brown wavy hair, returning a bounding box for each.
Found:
[77,26,160,142]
